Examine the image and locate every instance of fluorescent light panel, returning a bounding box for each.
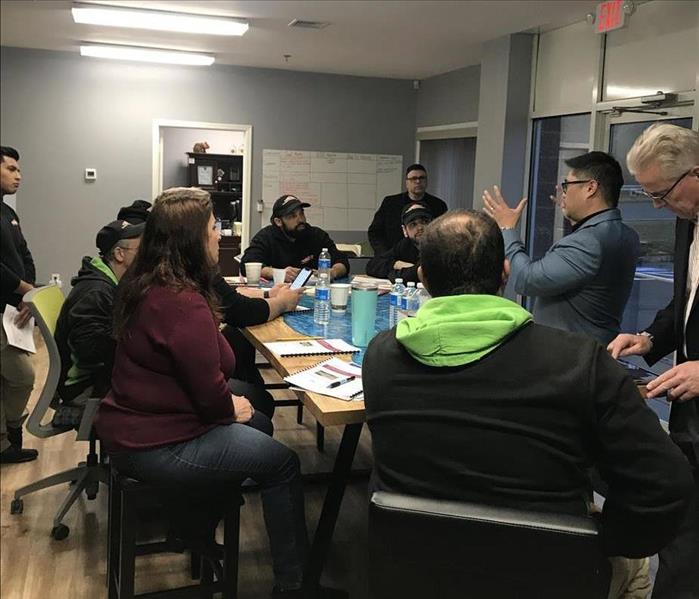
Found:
[72,3,248,36]
[80,44,215,66]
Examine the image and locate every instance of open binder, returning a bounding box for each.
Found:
[284,358,364,401]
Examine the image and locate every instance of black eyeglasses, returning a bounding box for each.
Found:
[406,176,427,182]
[560,179,592,193]
[641,170,690,203]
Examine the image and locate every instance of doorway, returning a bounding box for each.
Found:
[152,119,253,249]
[418,137,477,210]
[601,105,694,374]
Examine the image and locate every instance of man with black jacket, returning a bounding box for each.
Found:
[1,145,38,464]
[608,124,699,599]
[54,219,144,410]
[364,210,693,596]
[366,202,431,283]
[241,195,349,282]
[368,164,447,255]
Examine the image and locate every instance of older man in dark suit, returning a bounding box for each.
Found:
[608,124,699,599]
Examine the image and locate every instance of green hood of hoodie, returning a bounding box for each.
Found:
[89,256,118,285]
[395,294,532,367]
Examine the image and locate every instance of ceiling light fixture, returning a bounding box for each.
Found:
[80,44,215,66]
[72,3,249,36]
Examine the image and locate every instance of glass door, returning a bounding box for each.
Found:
[601,106,694,374]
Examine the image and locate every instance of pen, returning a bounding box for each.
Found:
[276,336,324,341]
[327,376,356,389]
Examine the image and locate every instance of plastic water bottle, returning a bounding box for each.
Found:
[398,282,417,321]
[318,247,331,281]
[416,282,431,309]
[215,217,222,234]
[389,278,405,327]
[314,273,330,324]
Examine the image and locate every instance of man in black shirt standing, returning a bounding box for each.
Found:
[241,194,349,282]
[366,202,432,283]
[1,146,38,464]
[368,163,447,255]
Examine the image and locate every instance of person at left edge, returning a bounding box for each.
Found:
[241,194,349,283]
[1,145,38,464]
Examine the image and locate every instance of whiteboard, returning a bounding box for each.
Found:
[262,149,403,231]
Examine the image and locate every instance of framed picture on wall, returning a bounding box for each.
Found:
[196,164,214,187]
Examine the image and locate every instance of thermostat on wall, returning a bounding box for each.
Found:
[84,168,97,181]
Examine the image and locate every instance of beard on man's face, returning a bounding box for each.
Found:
[282,220,308,239]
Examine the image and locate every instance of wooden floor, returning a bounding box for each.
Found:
[0,334,373,599]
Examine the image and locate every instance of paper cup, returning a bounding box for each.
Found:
[245,262,263,285]
[330,283,351,313]
[272,268,287,285]
[233,221,242,237]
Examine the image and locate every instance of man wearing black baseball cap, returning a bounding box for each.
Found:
[367,202,433,283]
[53,219,143,412]
[241,194,349,282]
[368,164,447,255]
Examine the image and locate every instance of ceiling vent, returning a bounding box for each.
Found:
[288,19,329,30]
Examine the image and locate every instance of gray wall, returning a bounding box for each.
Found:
[0,46,416,284]
[416,65,480,127]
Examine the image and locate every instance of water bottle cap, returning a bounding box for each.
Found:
[417,283,424,289]
[407,282,415,287]
[319,273,328,280]
[395,278,403,283]
[321,247,328,251]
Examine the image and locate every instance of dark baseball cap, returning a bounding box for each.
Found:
[401,203,433,226]
[271,195,311,220]
[96,220,145,257]
[117,199,152,224]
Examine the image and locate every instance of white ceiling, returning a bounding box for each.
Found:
[0,0,600,79]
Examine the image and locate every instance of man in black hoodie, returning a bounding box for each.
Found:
[54,219,144,408]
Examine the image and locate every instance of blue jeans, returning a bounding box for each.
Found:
[112,415,309,588]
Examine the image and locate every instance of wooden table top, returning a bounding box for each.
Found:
[242,318,366,428]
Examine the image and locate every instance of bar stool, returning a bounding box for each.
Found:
[107,467,242,599]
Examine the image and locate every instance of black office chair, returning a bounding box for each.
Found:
[369,491,611,599]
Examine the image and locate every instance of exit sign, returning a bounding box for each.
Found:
[596,0,627,33]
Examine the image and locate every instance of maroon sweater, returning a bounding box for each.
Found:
[95,286,236,453]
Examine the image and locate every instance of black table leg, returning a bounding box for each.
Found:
[302,422,363,596]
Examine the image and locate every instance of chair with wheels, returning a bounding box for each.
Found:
[10,284,109,540]
[369,491,612,599]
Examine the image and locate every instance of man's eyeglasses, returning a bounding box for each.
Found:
[640,170,690,203]
[406,176,427,182]
[560,179,592,193]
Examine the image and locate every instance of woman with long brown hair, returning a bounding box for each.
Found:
[95,187,310,596]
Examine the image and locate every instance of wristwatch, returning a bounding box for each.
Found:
[263,289,270,299]
[638,331,654,348]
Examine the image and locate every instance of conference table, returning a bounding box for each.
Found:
[242,289,391,594]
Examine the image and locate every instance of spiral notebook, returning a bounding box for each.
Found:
[284,358,364,401]
[264,338,359,357]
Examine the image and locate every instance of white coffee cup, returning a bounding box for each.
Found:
[233,221,242,237]
[330,283,351,313]
[245,262,263,285]
[272,268,286,285]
